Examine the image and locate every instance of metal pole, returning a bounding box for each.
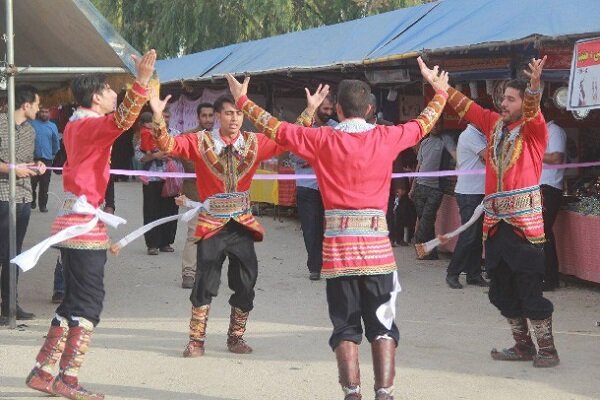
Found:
[4,0,17,329]
[15,66,128,74]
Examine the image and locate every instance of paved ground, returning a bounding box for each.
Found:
[1,177,599,400]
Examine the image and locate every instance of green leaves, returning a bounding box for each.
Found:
[91,0,426,57]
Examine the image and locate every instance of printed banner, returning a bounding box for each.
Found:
[568,37,600,110]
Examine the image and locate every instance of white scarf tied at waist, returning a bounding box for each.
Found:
[110,199,208,255]
[414,203,485,258]
[11,196,127,272]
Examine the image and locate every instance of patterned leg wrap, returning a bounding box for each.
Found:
[530,316,560,368]
[336,341,361,400]
[183,305,210,358]
[26,316,69,395]
[52,318,105,400]
[226,306,253,354]
[491,317,536,361]
[372,336,396,400]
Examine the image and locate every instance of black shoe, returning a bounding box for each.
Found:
[31,200,36,210]
[446,275,463,289]
[467,276,489,287]
[17,306,35,320]
[181,276,194,289]
[1,305,35,320]
[39,207,48,213]
[309,272,321,281]
[0,316,7,326]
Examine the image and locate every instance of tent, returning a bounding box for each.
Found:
[0,0,137,89]
[156,0,600,84]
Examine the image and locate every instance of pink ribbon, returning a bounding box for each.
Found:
[44,160,600,181]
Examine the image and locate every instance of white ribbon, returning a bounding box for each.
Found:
[416,203,484,255]
[11,196,127,272]
[376,271,402,330]
[112,199,207,251]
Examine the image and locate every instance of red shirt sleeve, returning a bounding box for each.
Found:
[257,134,286,161]
[271,123,325,163]
[167,133,201,161]
[140,128,154,152]
[464,103,501,140]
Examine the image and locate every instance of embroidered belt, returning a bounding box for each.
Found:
[57,193,79,216]
[483,185,542,219]
[206,191,251,219]
[324,209,388,237]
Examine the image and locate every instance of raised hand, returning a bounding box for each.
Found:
[417,56,449,93]
[131,49,157,86]
[225,74,250,102]
[304,84,330,112]
[523,55,547,91]
[148,86,172,118]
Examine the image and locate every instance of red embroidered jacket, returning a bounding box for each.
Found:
[51,82,148,249]
[446,87,548,243]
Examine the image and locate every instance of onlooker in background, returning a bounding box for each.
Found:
[30,106,60,212]
[393,179,416,246]
[0,85,45,323]
[292,94,336,280]
[136,111,180,255]
[540,120,566,291]
[180,102,215,288]
[410,123,456,260]
[446,124,488,289]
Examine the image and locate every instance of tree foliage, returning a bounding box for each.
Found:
[91,0,427,57]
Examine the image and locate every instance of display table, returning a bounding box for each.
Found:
[554,210,600,284]
[434,195,600,284]
[250,168,297,207]
[277,166,296,207]
[250,169,279,205]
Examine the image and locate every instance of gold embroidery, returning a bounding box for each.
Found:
[490,120,524,191]
[198,131,258,192]
[523,91,542,121]
[152,117,175,153]
[240,99,282,140]
[447,87,473,120]
[415,93,447,137]
[114,82,148,130]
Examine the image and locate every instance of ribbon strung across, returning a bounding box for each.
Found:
[45,160,600,180]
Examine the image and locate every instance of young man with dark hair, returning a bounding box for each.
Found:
[226,57,448,400]
[0,85,45,324]
[25,50,156,400]
[444,57,560,368]
[149,93,315,358]
[196,102,215,131]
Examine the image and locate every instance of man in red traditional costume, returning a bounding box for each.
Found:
[225,57,449,400]
[443,56,559,368]
[25,50,156,400]
[148,92,317,358]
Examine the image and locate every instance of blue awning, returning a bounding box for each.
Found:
[156,0,600,84]
[367,0,600,60]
